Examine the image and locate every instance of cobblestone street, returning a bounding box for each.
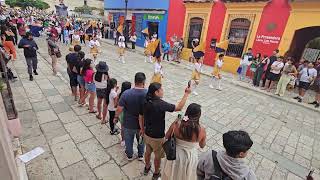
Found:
[9,37,320,180]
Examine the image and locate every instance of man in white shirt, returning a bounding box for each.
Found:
[294,61,318,103]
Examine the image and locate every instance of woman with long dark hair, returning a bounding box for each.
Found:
[94,61,109,123]
[80,59,96,113]
[162,103,206,180]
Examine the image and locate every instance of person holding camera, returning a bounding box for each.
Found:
[140,82,191,179]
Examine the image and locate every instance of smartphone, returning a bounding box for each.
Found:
[188,80,191,88]
[308,169,314,177]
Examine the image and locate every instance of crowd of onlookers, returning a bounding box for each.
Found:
[0,5,316,180]
[237,48,320,108]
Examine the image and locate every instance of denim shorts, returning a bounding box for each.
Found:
[85,82,96,92]
[77,75,85,86]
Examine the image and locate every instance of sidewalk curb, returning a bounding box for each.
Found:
[101,39,320,113]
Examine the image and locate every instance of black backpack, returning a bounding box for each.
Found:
[210,150,232,180]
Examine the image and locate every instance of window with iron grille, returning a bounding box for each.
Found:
[187,17,204,48]
[226,18,251,58]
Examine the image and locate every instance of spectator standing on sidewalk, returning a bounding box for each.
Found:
[113,72,147,161]
[275,57,297,97]
[262,56,284,92]
[130,32,137,50]
[197,130,256,180]
[18,32,38,81]
[253,55,268,87]
[263,49,279,86]
[162,41,170,61]
[141,82,191,179]
[94,61,109,123]
[294,61,317,103]
[47,33,60,75]
[66,45,81,101]
[309,58,320,108]
[239,48,253,81]
[162,103,206,180]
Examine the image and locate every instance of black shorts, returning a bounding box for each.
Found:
[96,88,107,98]
[68,72,78,87]
[299,81,311,90]
[267,72,280,81]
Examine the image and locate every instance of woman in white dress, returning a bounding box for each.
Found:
[162,103,206,180]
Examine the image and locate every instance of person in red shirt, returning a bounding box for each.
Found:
[49,24,58,40]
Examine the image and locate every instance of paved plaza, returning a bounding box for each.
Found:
[9,37,320,180]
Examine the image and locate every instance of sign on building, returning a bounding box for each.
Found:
[143,14,163,21]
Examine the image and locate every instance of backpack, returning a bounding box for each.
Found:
[210,150,232,180]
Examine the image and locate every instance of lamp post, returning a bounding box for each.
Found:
[124,0,128,47]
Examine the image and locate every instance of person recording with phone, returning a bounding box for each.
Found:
[139,82,191,179]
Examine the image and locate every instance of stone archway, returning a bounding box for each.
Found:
[288,26,320,62]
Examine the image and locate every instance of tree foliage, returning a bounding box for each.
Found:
[307,37,320,50]
[5,0,50,10]
[74,5,103,16]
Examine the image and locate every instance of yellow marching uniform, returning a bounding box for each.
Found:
[211,59,223,79]
[191,62,202,81]
[151,62,163,84]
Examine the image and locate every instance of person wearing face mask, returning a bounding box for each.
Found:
[18,32,39,81]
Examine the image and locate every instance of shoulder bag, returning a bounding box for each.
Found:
[162,120,178,160]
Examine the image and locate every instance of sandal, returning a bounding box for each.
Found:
[96,115,102,120]
[143,165,151,175]
[101,121,107,124]
[89,111,97,114]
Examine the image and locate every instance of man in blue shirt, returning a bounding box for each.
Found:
[114,72,147,160]
[18,32,38,81]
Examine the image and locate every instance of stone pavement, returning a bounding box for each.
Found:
[8,37,320,180]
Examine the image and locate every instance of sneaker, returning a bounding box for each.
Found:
[127,156,133,161]
[126,154,133,161]
[209,85,214,89]
[143,165,151,176]
[192,91,198,96]
[315,103,319,108]
[110,129,120,135]
[216,87,222,91]
[120,141,125,147]
[297,97,302,103]
[309,101,318,105]
[138,156,144,161]
[293,96,300,100]
[29,75,33,81]
[152,173,161,180]
[33,70,38,75]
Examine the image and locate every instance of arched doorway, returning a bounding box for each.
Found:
[288,26,320,62]
[226,18,251,58]
[187,17,204,48]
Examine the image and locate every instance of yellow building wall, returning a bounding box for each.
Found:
[180,3,213,60]
[278,2,320,54]
[219,3,266,74]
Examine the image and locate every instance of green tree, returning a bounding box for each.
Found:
[5,0,50,10]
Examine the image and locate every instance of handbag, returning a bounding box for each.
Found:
[236,66,242,74]
[162,121,177,160]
